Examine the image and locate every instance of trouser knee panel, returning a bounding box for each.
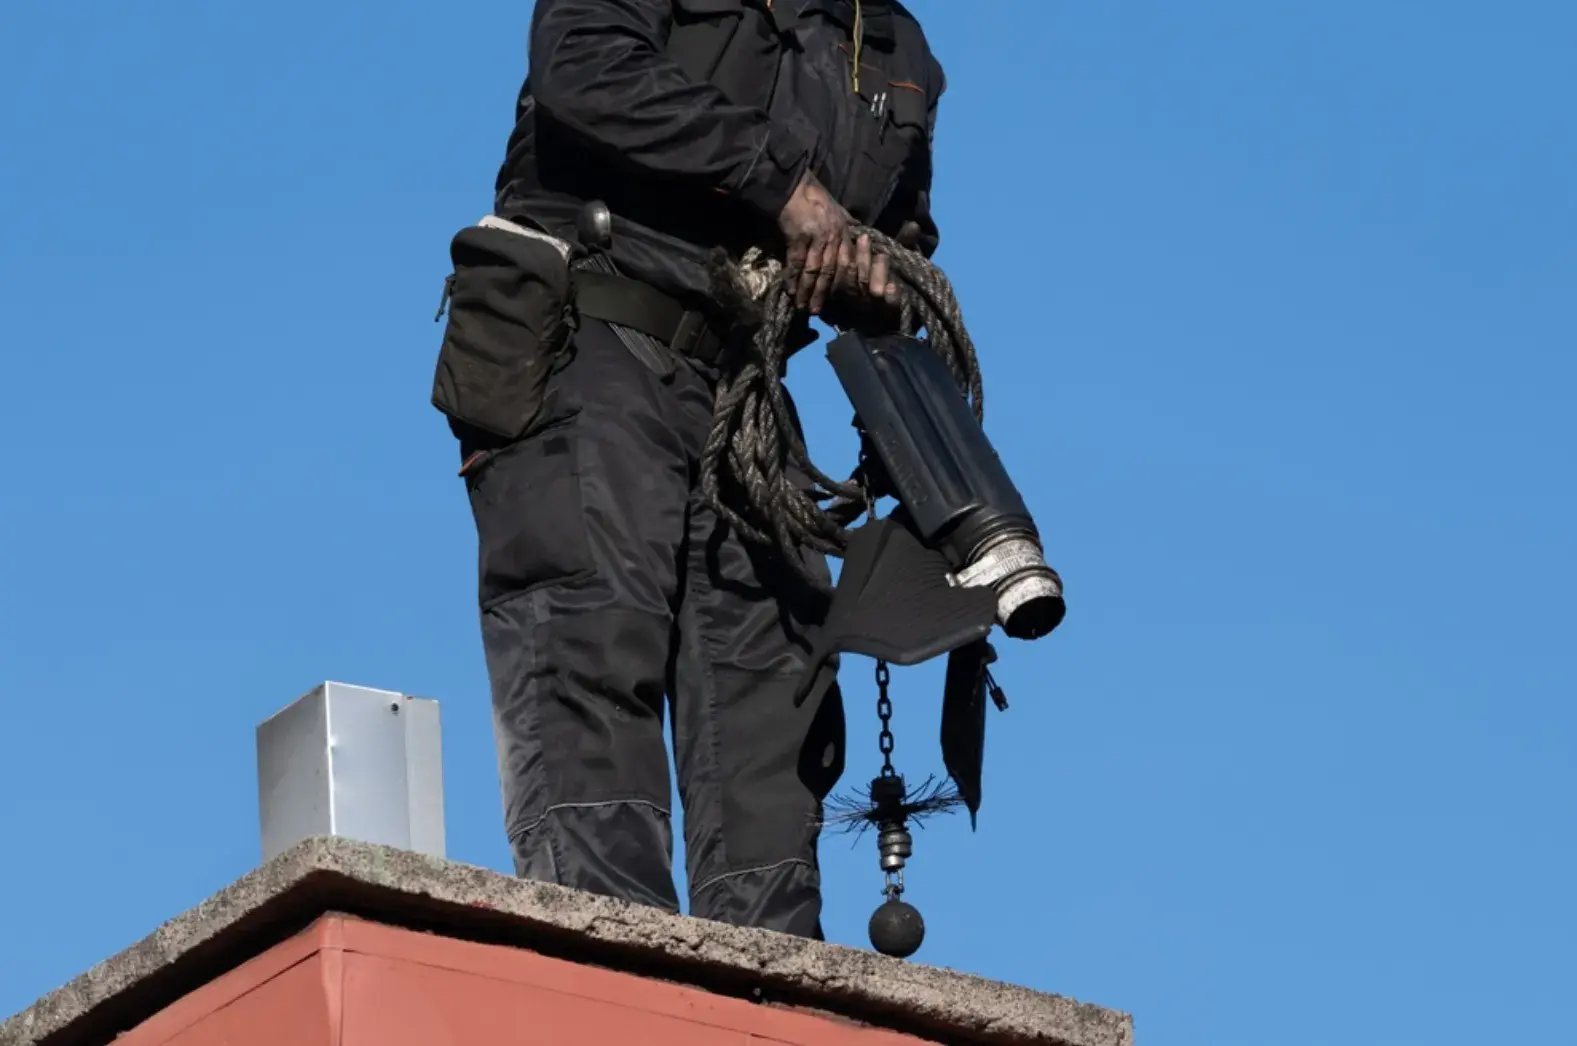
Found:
[483,592,674,847]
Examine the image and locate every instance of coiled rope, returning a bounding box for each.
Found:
[698,226,985,588]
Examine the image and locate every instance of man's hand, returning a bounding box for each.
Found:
[820,221,925,331]
[777,171,853,315]
[843,232,900,311]
[778,173,929,321]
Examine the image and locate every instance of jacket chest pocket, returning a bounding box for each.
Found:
[842,73,929,223]
[669,0,783,112]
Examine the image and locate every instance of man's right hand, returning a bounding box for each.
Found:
[777,171,853,316]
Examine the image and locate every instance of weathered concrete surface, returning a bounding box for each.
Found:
[0,837,1133,1046]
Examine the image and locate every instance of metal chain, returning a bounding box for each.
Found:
[876,659,896,778]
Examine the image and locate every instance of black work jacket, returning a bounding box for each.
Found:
[493,0,946,309]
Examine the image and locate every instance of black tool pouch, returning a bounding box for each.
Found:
[430,223,576,442]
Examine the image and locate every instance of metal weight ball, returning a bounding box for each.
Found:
[869,898,925,959]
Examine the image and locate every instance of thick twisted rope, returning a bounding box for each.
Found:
[698,226,984,588]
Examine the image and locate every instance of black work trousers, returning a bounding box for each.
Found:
[460,317,846,939]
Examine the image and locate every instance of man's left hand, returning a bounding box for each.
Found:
[838,232,900,312]
[821,262,895,333]
[824,222,925,330]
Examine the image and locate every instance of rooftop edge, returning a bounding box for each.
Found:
[0,837,1132,1046]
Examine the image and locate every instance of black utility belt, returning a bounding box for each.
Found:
[570,269,726,366]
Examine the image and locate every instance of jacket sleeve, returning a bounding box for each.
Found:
[528,0,814,222]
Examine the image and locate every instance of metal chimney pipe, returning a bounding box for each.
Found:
[255,681,446,862]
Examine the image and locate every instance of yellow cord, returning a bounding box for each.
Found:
[851,0,864,94]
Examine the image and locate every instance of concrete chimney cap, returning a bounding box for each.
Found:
[0,837,1134,1046]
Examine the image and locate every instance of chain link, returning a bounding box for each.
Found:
[875,659,896,777]
[884,868,904,900]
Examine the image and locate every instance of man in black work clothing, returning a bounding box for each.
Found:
[460,0,945,939]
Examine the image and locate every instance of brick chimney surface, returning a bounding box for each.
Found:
[0,837,1133,1046]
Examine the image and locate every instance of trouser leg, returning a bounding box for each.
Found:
[463,319,690,912]
[667,415,847,938]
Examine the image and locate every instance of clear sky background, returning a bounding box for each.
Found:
[1,2,1572,1042]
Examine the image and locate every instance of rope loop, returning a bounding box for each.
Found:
[699,226,984,588]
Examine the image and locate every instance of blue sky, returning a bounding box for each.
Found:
[1,2,1572,1042]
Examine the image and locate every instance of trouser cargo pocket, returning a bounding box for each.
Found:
[463,413,594,608]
